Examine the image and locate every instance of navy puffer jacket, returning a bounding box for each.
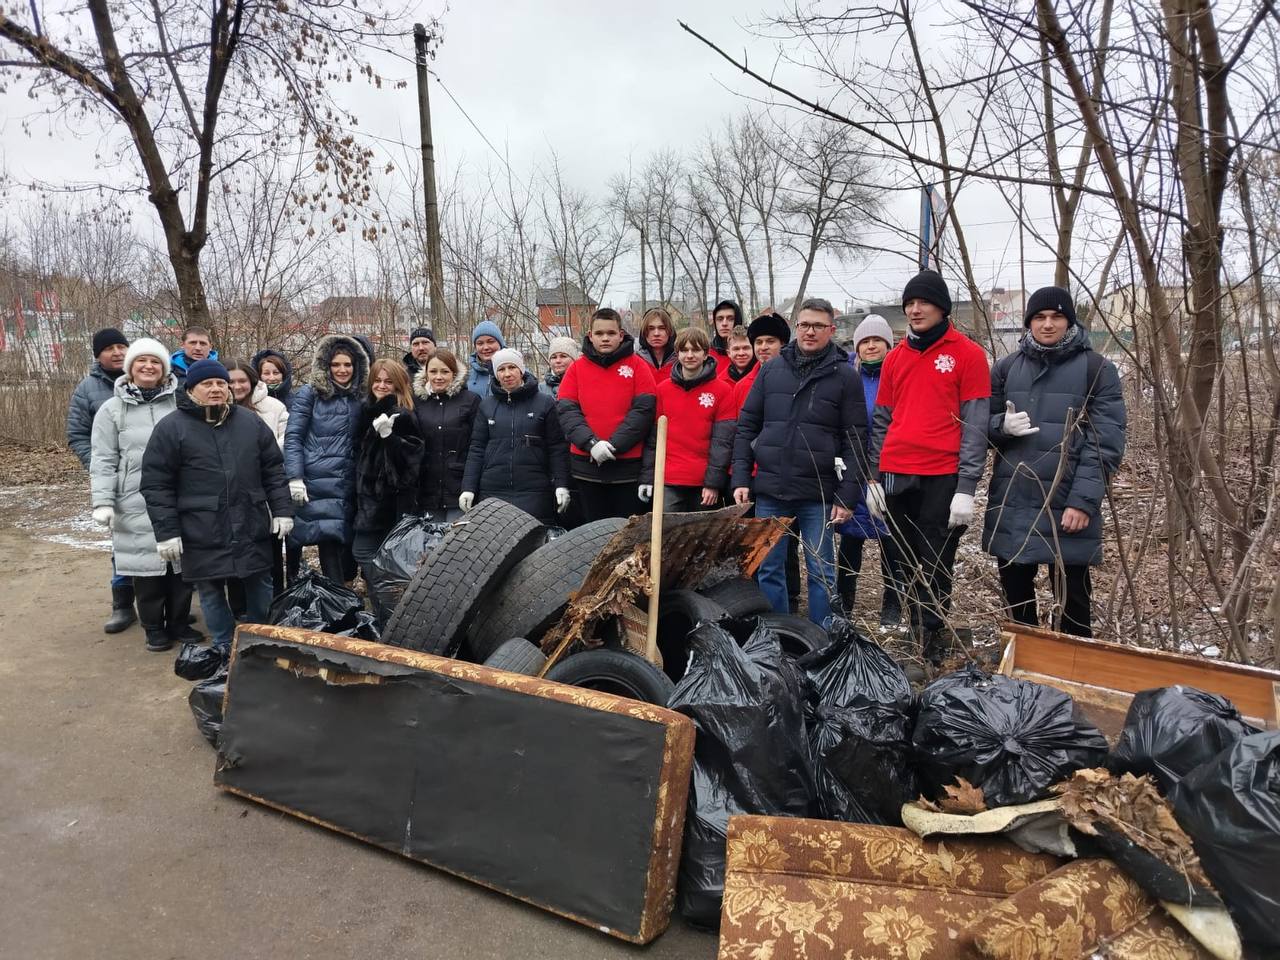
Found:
[731,342,865,507]
[67,362,119,469]
[983,331,1125,566]
[283,334,369,545]
[463,371,570,524]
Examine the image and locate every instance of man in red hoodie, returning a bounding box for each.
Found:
[709,299,741,365]
[556,308,658,520]
[867,270,990,667]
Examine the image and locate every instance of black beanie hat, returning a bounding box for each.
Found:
[92,327,129,357]
[409,326,436,344]
[747,312,791,345]
[901,270,952,317]
[1023,286,1077,327]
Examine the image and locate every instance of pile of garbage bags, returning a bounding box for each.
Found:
[267,572,380,640]
[364,515,451,625]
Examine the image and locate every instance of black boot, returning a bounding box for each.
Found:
[165,574,200,644]
[879,587,903,627]
[922,628,953,667]
[133,578,172,652]
[104,585,137,634]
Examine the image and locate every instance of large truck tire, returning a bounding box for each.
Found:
[381,499,544,655]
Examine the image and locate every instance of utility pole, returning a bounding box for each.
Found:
[413,23,448,335]
[639,225,647,315]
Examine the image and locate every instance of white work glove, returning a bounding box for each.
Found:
[555,487,571,513]
[92,505,115,529]
[372,412,398,439]
[156,537,183,563]
[1003,401,1040,437]
[834,457,846,481]
[289,479,309,504]
[948,492,975,528]
[458,492,475,512]
[272,516,294,540]
[638,484,653,503]
[865,482,887,521]
[589,440,616,464]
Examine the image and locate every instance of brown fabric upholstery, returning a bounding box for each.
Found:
[718,817,1210,960]
[718,816,1063,960]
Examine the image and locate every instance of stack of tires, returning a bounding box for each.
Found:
[379,499,831,706]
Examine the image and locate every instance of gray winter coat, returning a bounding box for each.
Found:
[67,362,119,469]
[983,332,1125,566]
[89,376,180,576]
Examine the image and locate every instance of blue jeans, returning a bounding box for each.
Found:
[110,552,130,589]
[755,495,836,626]
[196,572,273,651]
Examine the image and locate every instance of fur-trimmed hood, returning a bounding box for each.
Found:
[412,364,466,401]
[308,333,370,399]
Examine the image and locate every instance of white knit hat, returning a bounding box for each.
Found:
[547,335,579,359]
[490,347,525,374]
[853,314,895,350]
[124,337,172,379]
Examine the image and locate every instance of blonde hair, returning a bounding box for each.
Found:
[367,359,415,409]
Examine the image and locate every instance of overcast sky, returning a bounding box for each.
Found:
[0,0,1064,310]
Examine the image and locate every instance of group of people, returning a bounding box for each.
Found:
[67,269,1125,672]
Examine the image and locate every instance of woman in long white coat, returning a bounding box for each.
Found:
[90,338,193,652]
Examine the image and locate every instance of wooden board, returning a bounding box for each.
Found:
[1000,623,1280,735]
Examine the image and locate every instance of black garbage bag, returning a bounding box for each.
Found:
[365,516,451,624]
[1171,730,1280,952]
[669,619,816,928]
[273,605,380,641]
[268,571,365,633]
[798,617,914,824]
[1111,685,1259,793]
[913,666,1108,808]
[173,641,225,681]
[189,666,227,747]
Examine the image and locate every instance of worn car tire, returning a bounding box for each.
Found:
[544,649,676,706]
[463,517,627,662]
[697,577,772,617]
[482,638,547,676]
[755,612,829,659]
[655,589,729,683]
[382,499,545,655]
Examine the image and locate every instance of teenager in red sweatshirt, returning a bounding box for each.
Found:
[719,324,757,387]
[640,327,735,512]
[866,269,990,667]
[709,299,741,365]
[635,307,676,381]
[556,308,657,520]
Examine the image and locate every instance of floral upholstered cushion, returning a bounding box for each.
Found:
[717,816,1063,960]
[962,858,1211,960]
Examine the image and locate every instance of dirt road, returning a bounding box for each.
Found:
[0,524,715,959]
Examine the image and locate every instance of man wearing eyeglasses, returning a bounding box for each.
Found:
[865,269,990,670]
[733,297,865,626]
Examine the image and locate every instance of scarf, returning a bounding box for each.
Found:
[788,341,833,381]
[906,318,950,352]
[200,403,230,426]
[858,357,884,374]
[727,357,757,382]
[266,382,288,398]
[1020,323,1082,361]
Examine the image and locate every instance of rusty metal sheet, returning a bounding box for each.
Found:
[539,505,789,669]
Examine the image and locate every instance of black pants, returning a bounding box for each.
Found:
[317,542,347,583]
[837,535,904,615]
[882,474,964,634]
[998,561,1093,638]
[133,567,193,640]
[284,541,303,585]
[577,481,642,522]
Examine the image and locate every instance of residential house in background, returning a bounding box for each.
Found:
[536,282,596,338]
[312,296,402,356]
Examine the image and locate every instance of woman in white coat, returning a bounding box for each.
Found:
[90,338,193,652]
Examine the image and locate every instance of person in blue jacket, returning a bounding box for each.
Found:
[283,334,369,583]
[836,315,906,625]
[466,319,506,395]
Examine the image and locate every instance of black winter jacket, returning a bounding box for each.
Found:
[252,348,296,411]
[411,369,480,514]
[140,392,293,582]
[731,342,865,507]
[463,372,570,523]
[67,362,120,469]
[983,332,1125,566]
[353,395,424,534]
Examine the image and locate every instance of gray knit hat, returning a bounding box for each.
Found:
[853,314,895,350]
[547,335,580,359]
